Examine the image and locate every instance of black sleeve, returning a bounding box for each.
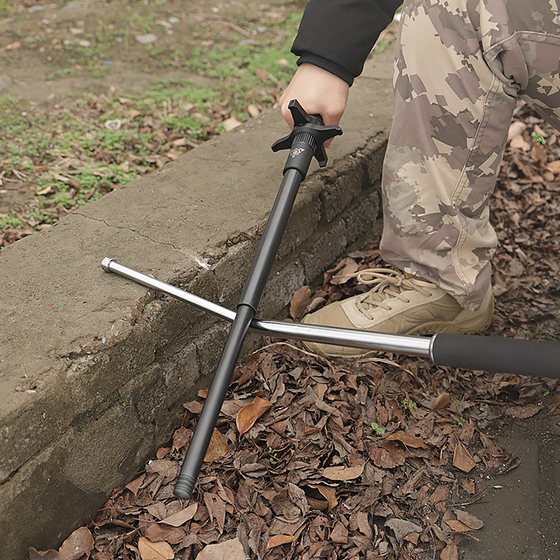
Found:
[291,0,403,85]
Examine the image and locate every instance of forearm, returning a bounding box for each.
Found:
[292,0,403,85]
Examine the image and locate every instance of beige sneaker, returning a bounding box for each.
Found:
[302,268,494,358]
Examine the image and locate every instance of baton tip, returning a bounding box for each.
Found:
[174,474,196,501]
[101,257,116,272]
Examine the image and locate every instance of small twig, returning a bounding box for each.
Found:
[452,486,492,507]
[224,21,252,38]
[256,341,336,372]
[357,355,426,388]
[188,12,260,30]
[93,518,137,531]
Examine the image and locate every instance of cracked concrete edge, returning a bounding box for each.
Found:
[72,210,187,253]
[0,54,394,557]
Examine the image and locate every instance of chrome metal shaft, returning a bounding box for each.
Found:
[102,258,433,359]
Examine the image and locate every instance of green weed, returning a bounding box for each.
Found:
[401,398,417,412]
[371,422,385,436]
[0,215,22,229]
[529,326,556,341]
[268,447,279,465]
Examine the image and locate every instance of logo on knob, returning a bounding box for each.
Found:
[290,147,305,158]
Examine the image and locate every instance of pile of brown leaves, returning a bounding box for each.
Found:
[30,104,559,559]
[491,103,560,339]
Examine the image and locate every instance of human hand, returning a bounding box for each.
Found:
[279,63,349,147]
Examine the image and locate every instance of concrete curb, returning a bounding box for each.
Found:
[0,55,394,557]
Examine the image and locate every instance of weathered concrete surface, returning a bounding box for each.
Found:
[0,55,394,556]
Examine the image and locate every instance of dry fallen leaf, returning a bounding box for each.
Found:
[440,542,459,560]
[145,459,179,482]
[433,392,451,410]
[145,524,185,545]
[58,527,94,560]
[505,404,541,418]
[330,521,349,544]
[222,116,242,132]
[322,463,364,481]
[0,41,21,53]
[510,134,531,151]
[454,509,484,530]
[289,285,312,320]
[236,396,272,435]
[160,503,198,527]
[453,440,476,473]
[28,548,60,560]
[195,537,246,560]
[203,428,229,462]
[138,537,174,560]
[184,400,203,414]
[172,427,190,450]
[316,485,338,512]
[384,518,422,541]
[156,447,170,459]
[546,159,560,174]
[204,492,227,532]
[329,257,359,285]
[125,473,145,496]
[266,534,296,549]
[247,104,260,117]
[369,442,406,469]
[460,478,476,495]
[444,519,472,532]
[507,120,527,141]
[386,430,428,449]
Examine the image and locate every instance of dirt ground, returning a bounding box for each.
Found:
[0,0,276,101]
[0,0,302,214]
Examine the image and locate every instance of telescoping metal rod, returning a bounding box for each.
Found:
[101,257,560,379]
[102,257,560,379]
[101,257,432,358]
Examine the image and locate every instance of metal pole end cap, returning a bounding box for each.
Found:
[174,474,196,501]
[101,257,116,272]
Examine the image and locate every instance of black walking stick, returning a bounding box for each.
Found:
[102,100,560,502]
[172,100,341,500]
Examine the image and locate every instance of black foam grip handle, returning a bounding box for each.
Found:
[431,333,560,378]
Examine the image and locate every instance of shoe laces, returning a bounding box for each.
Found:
[336,268,435,317]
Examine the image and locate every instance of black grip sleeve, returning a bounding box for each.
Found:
[431,333,560,378]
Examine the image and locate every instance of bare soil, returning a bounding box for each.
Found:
[0,0,299,214]
[0,0,269,102]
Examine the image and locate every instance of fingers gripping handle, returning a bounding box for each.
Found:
[431,333,560,378]
[272,99,342,172]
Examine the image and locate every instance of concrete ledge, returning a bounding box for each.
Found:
[0,55,393,557]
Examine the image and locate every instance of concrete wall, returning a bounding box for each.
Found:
[0,56,393,558]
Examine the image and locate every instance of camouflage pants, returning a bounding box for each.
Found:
[380,0,560,310]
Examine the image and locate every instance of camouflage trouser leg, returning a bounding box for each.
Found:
[380,0,560,310]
